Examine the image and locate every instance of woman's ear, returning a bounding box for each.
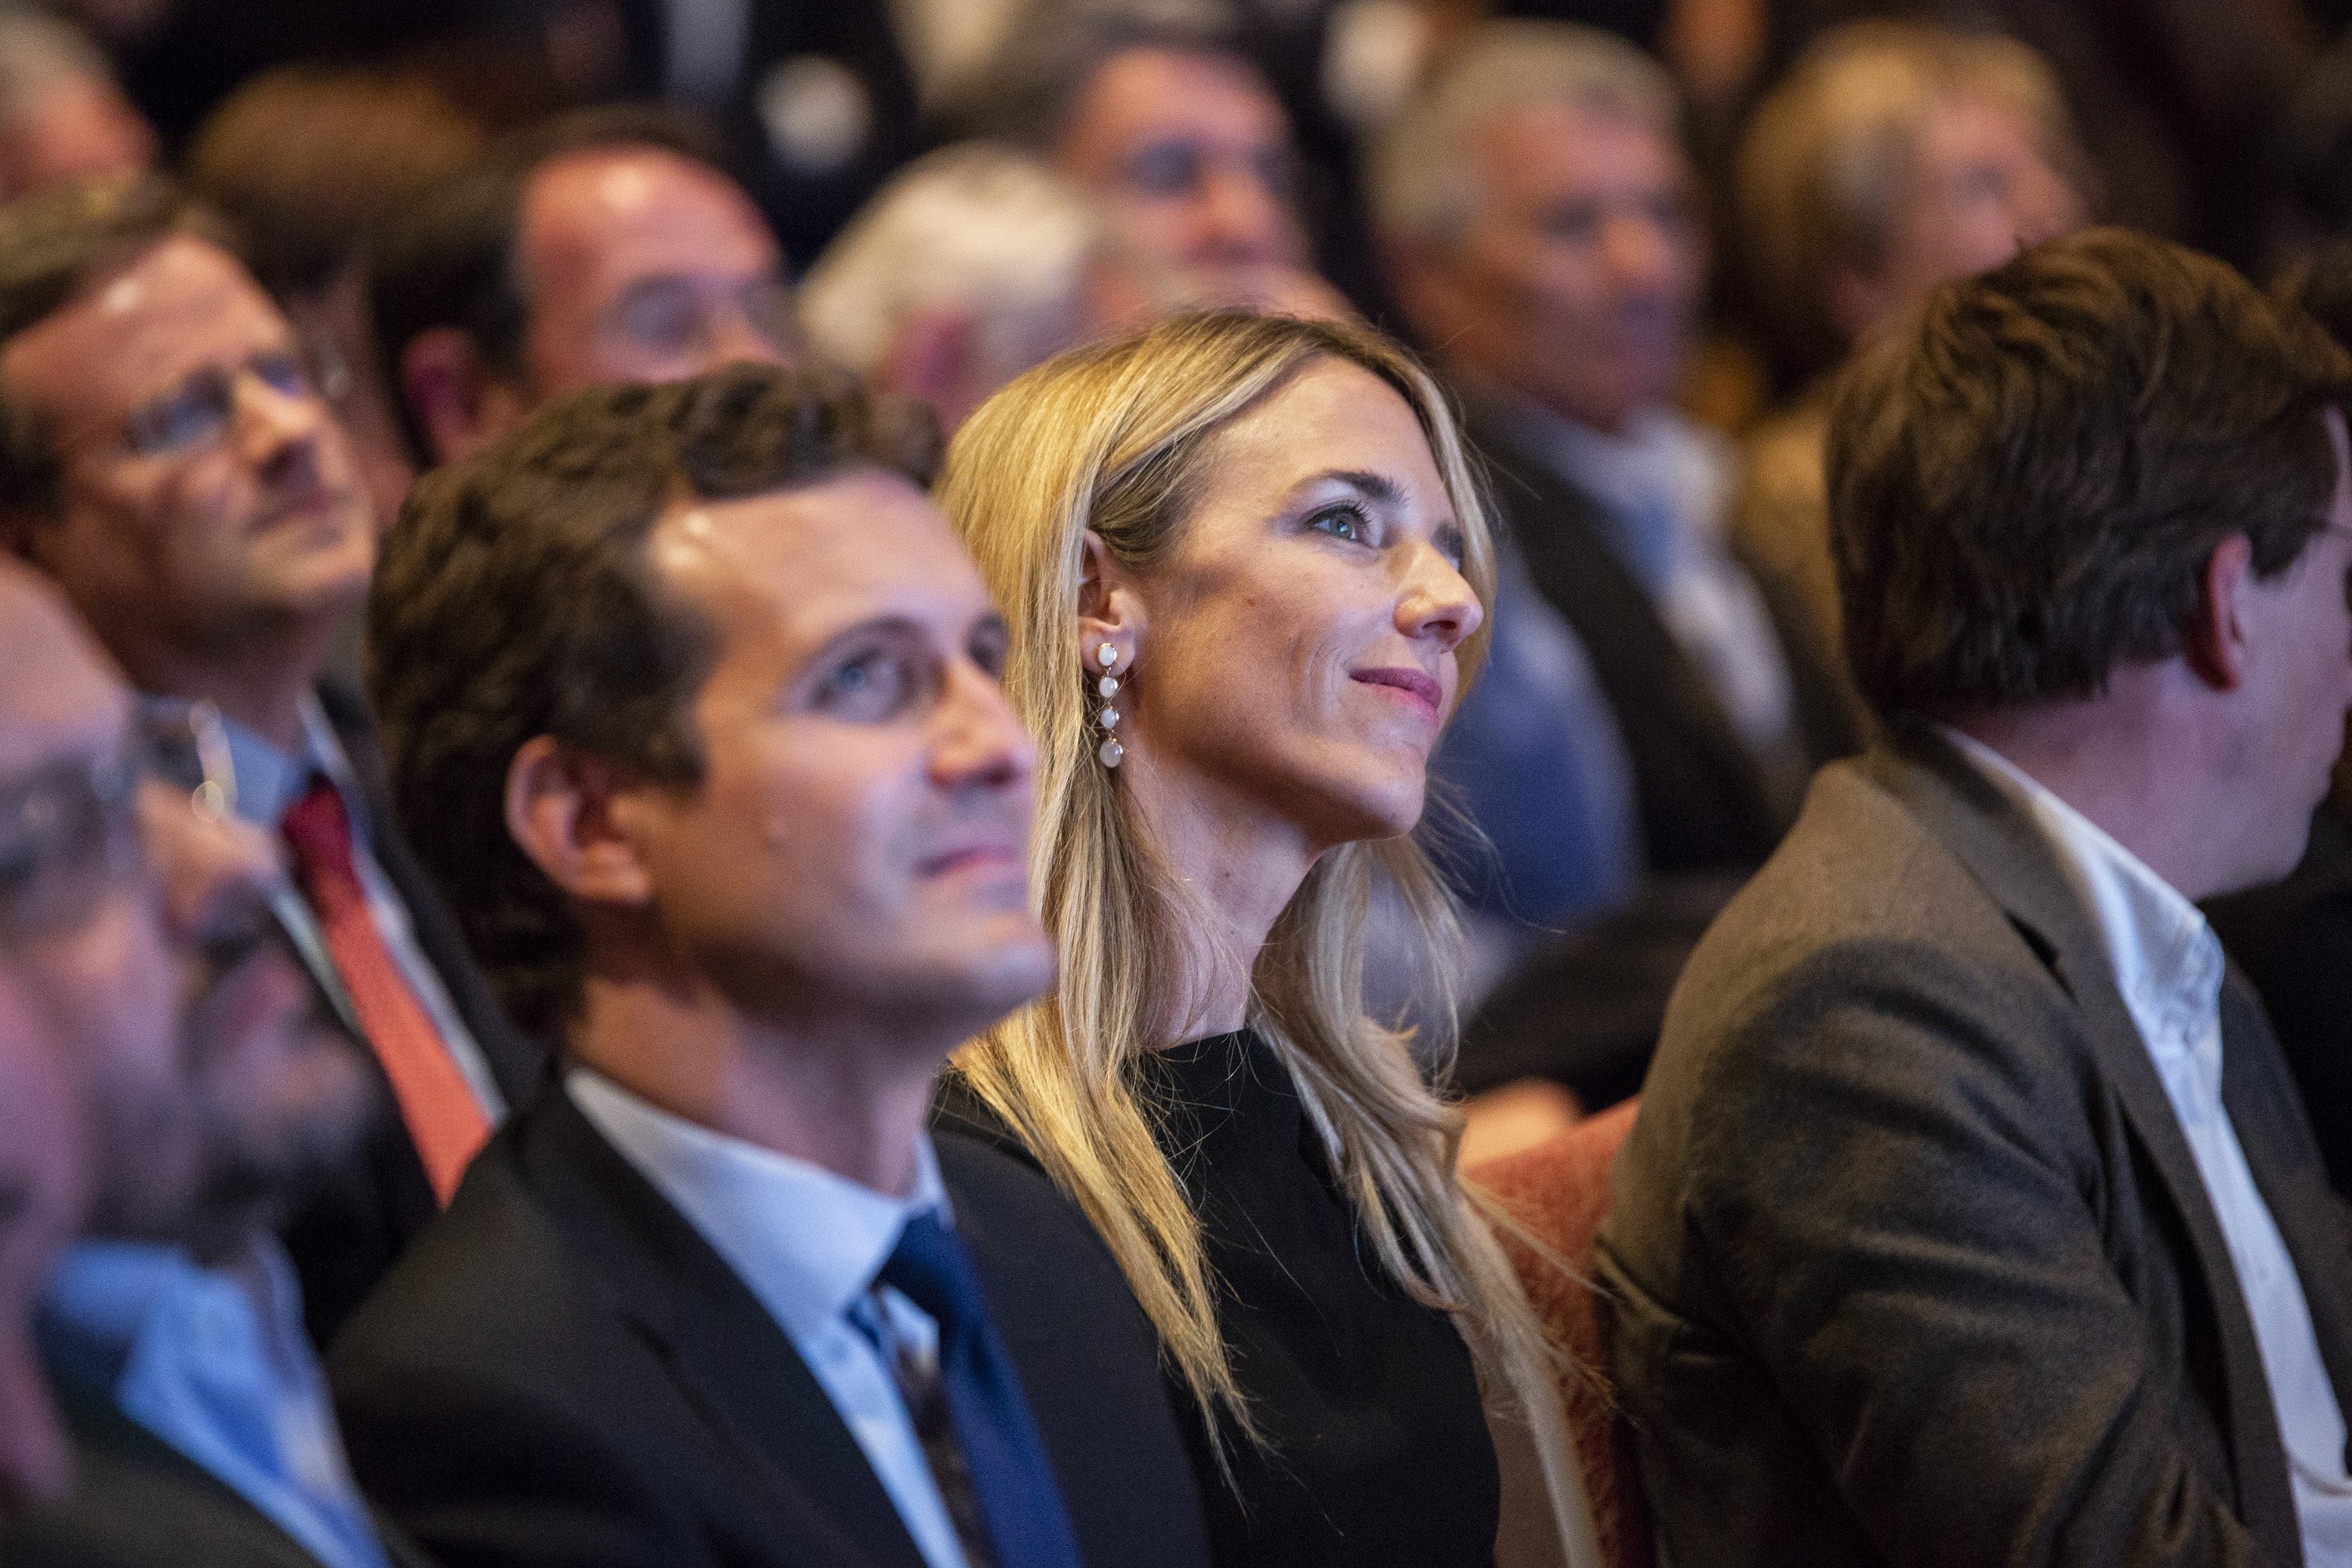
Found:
[1077,528,1145,677]
[504,736,656,907]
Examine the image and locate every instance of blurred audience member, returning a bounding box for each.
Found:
[0,557,407,1565]
[1377,20,1849,883]
[332,364,1210,1568]
[0,8,153,204]
[0,959,77,1523]
[527,0,941,267]
[800,143,1134,434]
[372,104,795,470]
[187,65,488,534]
[1370,20,1849,1104]
[2205,249,2352,1199]
[1604,227,2352,1568]
[1777,0,2309,274]
[0,174,542,1344]
[0,572,113,1523]
[1732,21,2088,710]
[972,0,1338,318]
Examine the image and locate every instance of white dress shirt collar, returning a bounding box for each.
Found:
[1944,725,2352,1559]
[1940,727,2224,1075]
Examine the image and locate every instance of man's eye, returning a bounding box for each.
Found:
[125,379,230,455]
[817,650,914,718]
[611,285,703,355]
[1127,143,1206,197]
[1308,504,1374,546]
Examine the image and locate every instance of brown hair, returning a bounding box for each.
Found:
[1829,226,2352,724]
[186,65,486,299]
[366,361,938,1042]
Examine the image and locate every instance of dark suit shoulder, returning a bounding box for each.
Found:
[935,1128,1213,1568]
[328,1123,753,1568]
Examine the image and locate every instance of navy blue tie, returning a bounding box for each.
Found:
[881,1213,1085,1568]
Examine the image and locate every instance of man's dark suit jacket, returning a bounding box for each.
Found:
[1599,727,2352,1568]
[0,1368,434,1567]
[327,1083,1212,1568]
[278,681,545,1348]
[1464,412,1855,878]
[1453,413,1855,1102]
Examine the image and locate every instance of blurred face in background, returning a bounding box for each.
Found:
[0,71,153,203]
[1829,89,2085,345]
[3,234,374,689]
[0,961,84,1519]
[518,144,797,397]
[1054,47,1310,299]
[1399,99,1704,434]
[0,563,350,1256]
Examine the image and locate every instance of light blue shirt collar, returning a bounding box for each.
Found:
[567,1068,950,1341]
[231,694,363,839]
[567,1068,975,1568]
[41,1236,393,1568]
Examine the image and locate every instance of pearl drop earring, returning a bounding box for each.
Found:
[1095,642,1123,769]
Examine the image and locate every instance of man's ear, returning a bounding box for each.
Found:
[504,736,655,908]
[1076,528,1146,678]
[399,327,528,468]
[2182,532,2258,691]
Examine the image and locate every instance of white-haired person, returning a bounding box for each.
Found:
[934,310,1603,1568]
[798,143,1138,435]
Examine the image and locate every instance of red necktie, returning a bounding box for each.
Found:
[280,778,488,1205]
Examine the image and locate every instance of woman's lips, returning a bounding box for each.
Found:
[1349,666,1443,724]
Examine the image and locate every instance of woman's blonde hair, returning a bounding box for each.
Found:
[937,310,1597,1559]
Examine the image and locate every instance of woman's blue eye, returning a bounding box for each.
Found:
[1310,504,1372,545]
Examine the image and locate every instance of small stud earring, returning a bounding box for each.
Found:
[1095,643,1124,768]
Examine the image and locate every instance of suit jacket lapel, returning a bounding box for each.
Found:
[521,1088,928,1568]
[2220,981,2352,1471]
[1871,728,2303,1563]
[314,678,550,1115]
[1465,410,1789,864]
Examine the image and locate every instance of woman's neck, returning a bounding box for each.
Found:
[1121,753,1319,1044]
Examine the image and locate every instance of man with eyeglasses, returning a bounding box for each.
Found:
[0,557,430,1566]
[0,172,543,1346]
[967,4,1344,322]
[372,103,798,473]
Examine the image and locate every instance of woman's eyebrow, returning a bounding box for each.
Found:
[1290,469,1403,506]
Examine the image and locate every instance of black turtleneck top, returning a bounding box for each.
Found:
[944,1029,1499,1566]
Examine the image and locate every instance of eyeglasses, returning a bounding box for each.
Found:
[600,274,798,362]
[116,349,318,459]
[0,704,233,952]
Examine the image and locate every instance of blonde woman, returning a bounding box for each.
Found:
[935,311,1602,1568]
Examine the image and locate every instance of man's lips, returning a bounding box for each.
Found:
[1350,666,1443,724]
[916,843,1024,877]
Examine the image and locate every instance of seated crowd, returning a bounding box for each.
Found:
[2,5,2352,1567]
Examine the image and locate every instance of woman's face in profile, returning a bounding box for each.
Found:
[1110,355,1483,850]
